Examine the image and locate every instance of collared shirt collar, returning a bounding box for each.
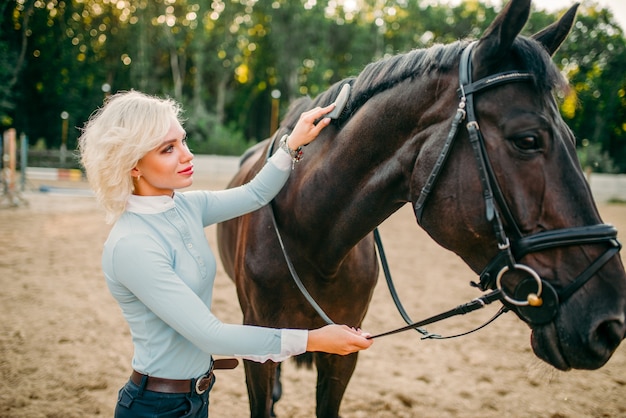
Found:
[126,193,176,214]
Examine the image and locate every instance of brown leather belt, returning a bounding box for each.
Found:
[130,358,239,395]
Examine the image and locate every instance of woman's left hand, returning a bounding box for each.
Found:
[287,104,336,149]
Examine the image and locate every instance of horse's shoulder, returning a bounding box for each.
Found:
[239,139,270,167]
[228,139,270,188]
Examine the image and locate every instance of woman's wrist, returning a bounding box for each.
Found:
[305,329,318,352]
[279,134,303,168]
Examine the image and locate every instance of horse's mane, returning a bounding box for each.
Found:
[280,36,566,129]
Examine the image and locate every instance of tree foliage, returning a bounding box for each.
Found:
[1,0,625,171]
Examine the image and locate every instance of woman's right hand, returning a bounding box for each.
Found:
[287,104,336,149]
[306,324,373,355]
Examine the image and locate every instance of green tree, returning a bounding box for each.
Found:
[553,2,626,172]
[0,0,34,128]
[3,0,626,169]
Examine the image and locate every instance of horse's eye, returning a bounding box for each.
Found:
[512,135,539,151]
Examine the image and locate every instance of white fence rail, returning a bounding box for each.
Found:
[587,173,626,203]
[24,155,626,203]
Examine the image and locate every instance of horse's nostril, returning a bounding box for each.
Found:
[593,318,626,352]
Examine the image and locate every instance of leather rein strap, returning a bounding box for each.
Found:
[267,131,335,325]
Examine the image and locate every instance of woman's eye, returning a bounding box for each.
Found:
[513,135,539,151]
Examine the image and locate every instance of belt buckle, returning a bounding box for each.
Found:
[194,370,213,395]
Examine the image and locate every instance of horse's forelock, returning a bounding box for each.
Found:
[512,37,568,94]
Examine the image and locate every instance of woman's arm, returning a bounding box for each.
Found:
[107,234,372,361]
[194,104,337,225]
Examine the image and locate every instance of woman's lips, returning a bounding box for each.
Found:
[179,165,194,175]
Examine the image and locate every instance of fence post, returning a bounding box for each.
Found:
[20,132,28,192]
[3,128,16,193]
[1,128,27,208]
[60,111,69,165]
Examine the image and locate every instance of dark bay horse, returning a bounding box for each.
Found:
[217,0,626,416]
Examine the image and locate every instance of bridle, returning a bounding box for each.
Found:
[410,41,621,328]
[269,41,622,339]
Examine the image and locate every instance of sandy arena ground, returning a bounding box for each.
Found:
[1,157,626,417]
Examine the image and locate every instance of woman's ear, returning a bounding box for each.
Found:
[131,166,141,180]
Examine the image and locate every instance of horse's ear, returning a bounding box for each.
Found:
[473,0,531,73]
[532,4,579,56]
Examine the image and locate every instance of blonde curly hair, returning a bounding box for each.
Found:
[78,90,184,223]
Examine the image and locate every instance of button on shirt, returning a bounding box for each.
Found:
[102,150,307,379]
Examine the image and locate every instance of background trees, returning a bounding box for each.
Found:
[1,0,625,172]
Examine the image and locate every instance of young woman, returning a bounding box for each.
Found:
[78,90,372,417]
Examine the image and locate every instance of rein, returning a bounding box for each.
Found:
[267,41,622,340]
[266,131,334,326]
[371,228,508,340]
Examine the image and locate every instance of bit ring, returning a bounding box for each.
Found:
[495,264,542,306]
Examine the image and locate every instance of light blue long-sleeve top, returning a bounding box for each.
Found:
[102,150,308,379]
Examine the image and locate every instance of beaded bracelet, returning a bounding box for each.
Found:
[279,134,303,169]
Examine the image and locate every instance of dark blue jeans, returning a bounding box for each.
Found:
[114,374,215,418]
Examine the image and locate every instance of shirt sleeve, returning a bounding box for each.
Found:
[190,148,293,226]
[108,233,304,360]
[234,150,309,362]
[271,147,293,170]
[241,329,308,363]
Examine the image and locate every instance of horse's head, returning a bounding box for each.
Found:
[413,0,626,370]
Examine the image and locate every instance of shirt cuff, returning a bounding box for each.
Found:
[270,147,293,171]
[240,329,308,363]
[281,329,308,356]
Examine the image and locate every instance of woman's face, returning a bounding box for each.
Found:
[132,119,194,196]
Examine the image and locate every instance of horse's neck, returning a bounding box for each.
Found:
[280,75,457,266]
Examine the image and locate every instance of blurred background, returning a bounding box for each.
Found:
[1,0,625,173]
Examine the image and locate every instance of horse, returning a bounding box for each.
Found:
[216,0,626,416]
